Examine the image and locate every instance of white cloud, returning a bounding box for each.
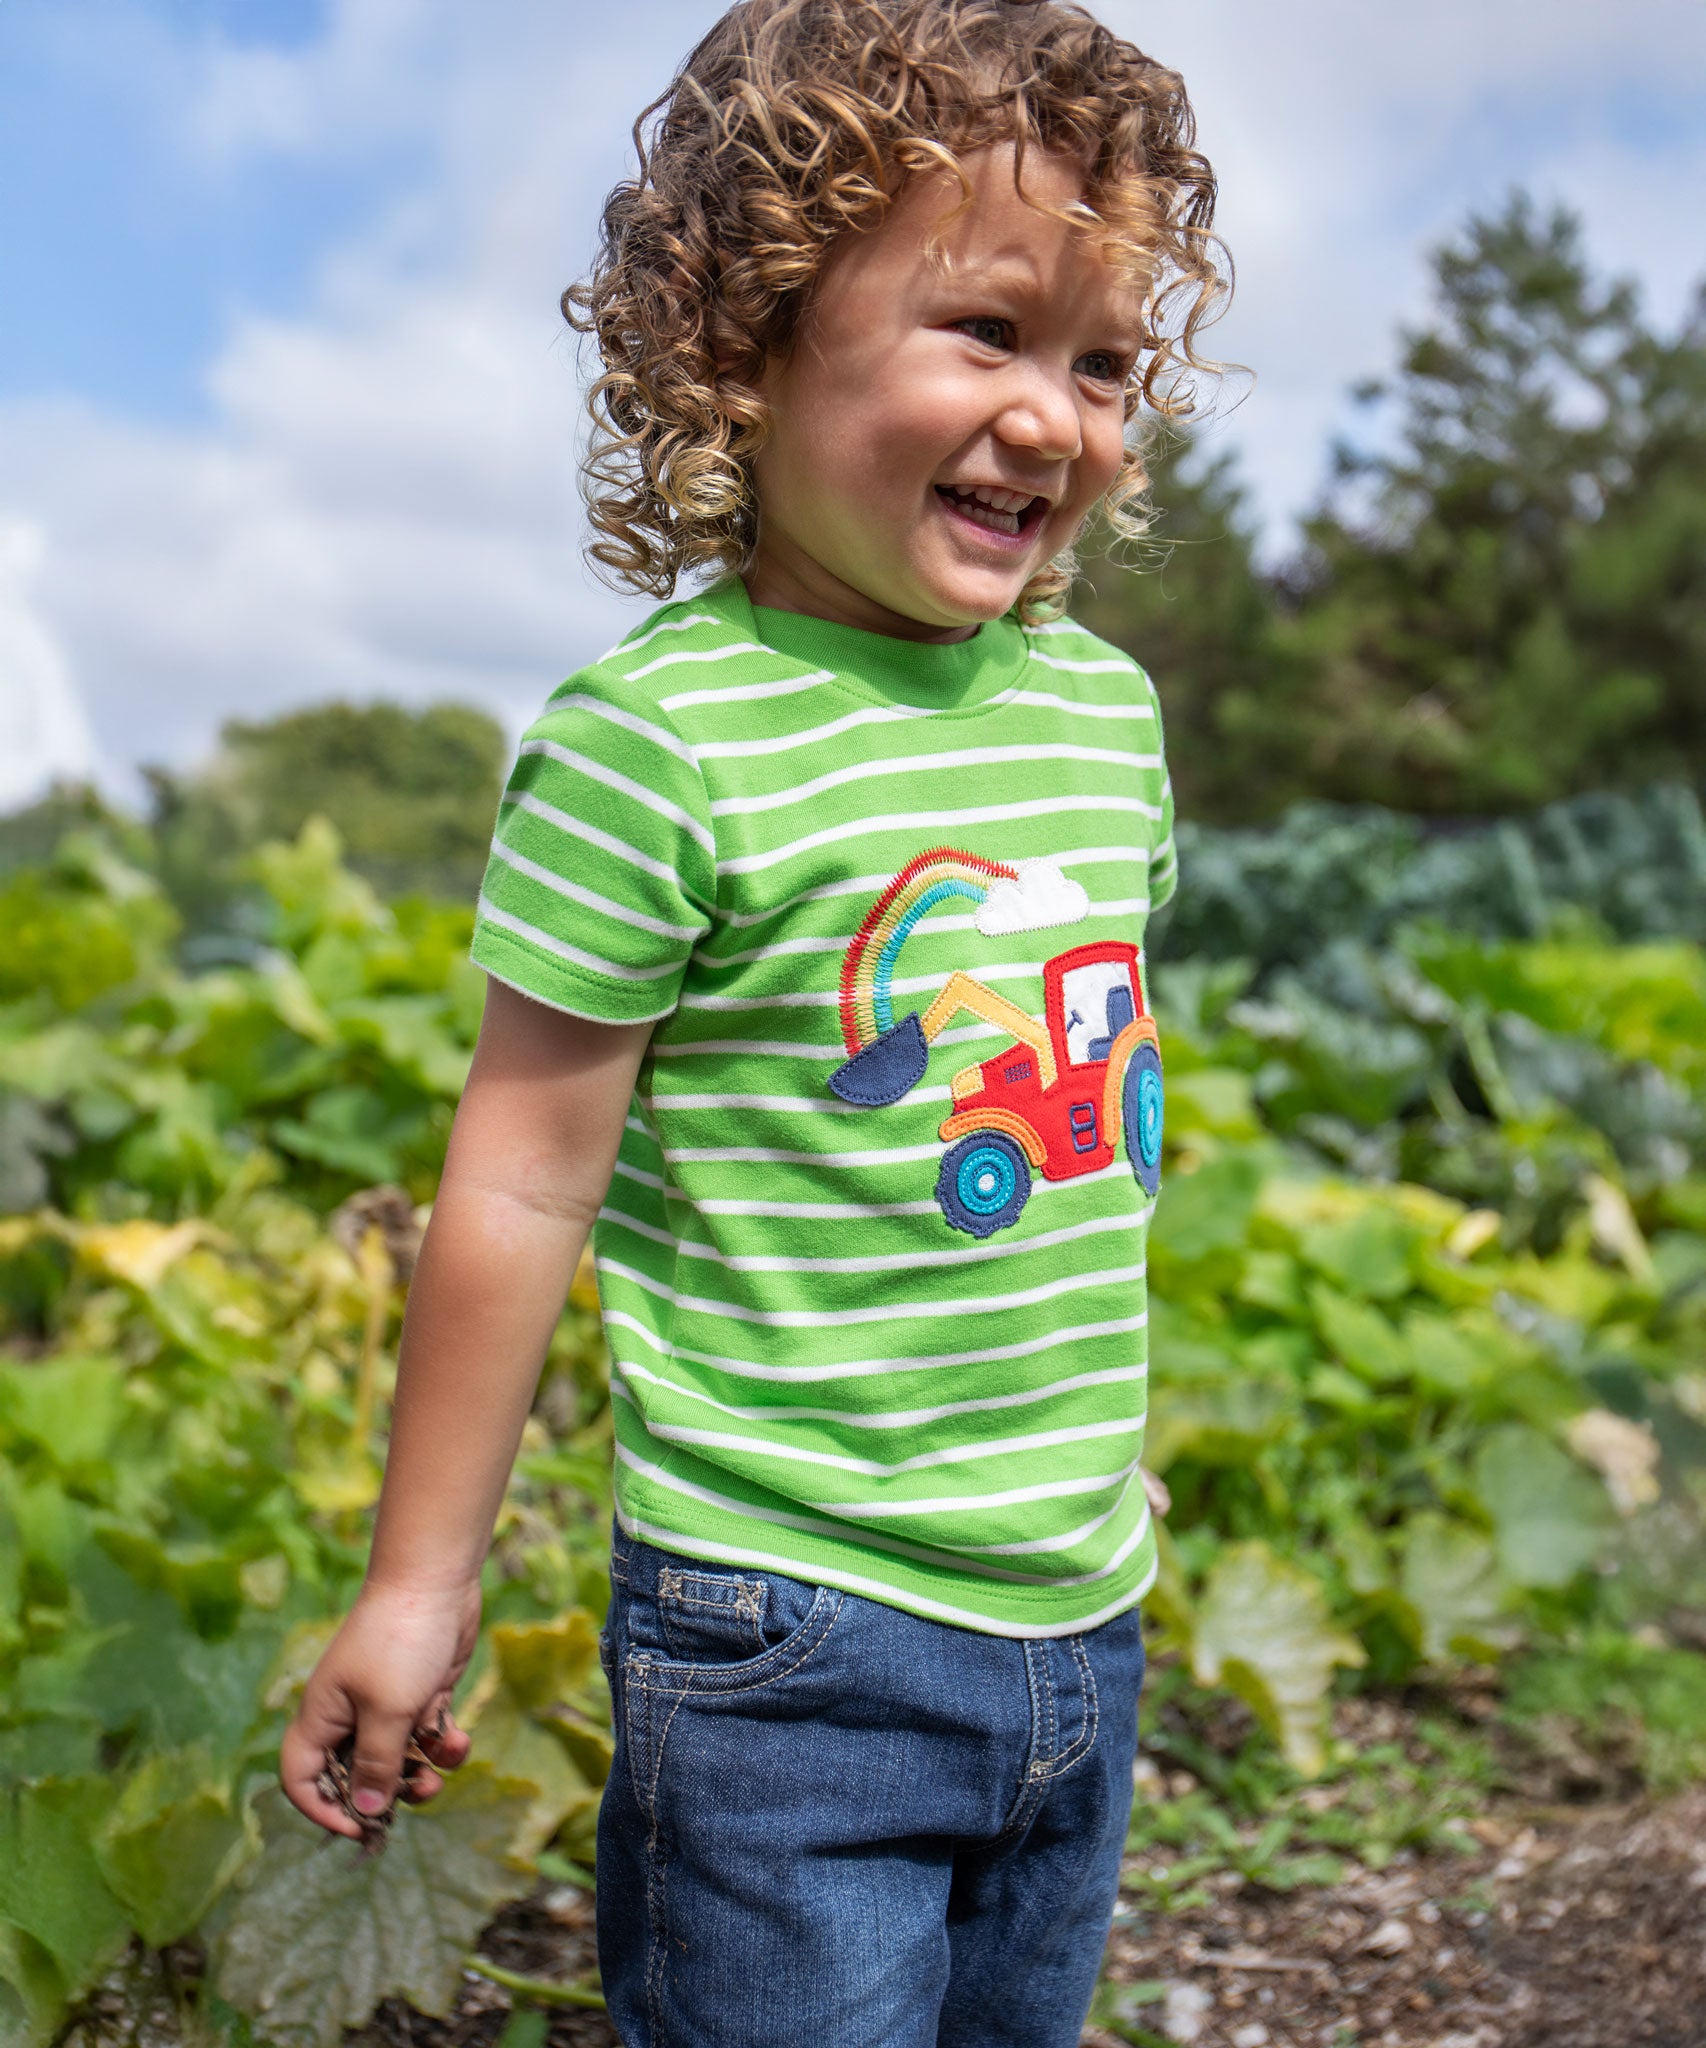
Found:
[0,520,94,809]
[976,860,1090,938]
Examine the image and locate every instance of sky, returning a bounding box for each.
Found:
[1,0,1703,809]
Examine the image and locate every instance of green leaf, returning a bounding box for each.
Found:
[1160,1068,1262,1141]
[0,1715,102,1790]
[463,1614,609,1856]
[38,1551,283,1752]
[1148,1153,1262,1265]
[1186,1542,1365,1774]
[1472,1423,1613,1589]
[270,1087,405,1183]
[1297,1206,1420,1300]
[485,1612,602,1713]
[460,1696,598,1864]
[6,1478,90,1592]
[0,1096,73,1217]
[0,1924,66,2048]
[0,1356,127,1473]
[1309,1283,1411,1385]
[93,1524,247,1640]
[334,998,472,1097]
[1333,1523,1392,1597]
[496,2010,549,2048]
[209,1766,546,2048]
[1394,1512,1510,1662]
[1140,1379,1291,1473]
[1403,1313,1501,1398]
[1235,1248,1310,1319]
[95,1747,258,1948]
[0,1779,129,1996]
[0,1488,22,1639]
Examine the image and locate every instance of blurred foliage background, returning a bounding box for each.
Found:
[1,193,1704,2046]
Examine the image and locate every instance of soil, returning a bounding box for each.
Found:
[1091,1786,1706,2048]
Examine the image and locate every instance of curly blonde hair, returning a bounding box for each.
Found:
[565,0,1231,622]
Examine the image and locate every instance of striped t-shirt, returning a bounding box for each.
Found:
[472,573,1176,1636]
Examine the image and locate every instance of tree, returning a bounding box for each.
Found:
[148,701,508,923]
[1284,191,1706,812]
[1072,427,1303,823]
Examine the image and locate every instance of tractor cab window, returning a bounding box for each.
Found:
[1060,960,1137,1066]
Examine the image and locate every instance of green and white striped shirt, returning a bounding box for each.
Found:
[473,574,1176,1635]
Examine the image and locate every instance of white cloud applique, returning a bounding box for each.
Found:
[974,860,1090,938]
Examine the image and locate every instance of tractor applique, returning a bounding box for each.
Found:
[829,936,1164,1239]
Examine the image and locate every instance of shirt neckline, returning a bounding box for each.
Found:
[695,576,1030,714]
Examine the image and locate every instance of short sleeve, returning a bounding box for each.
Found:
[471,675,716,1023]
[1145,670,1178,911]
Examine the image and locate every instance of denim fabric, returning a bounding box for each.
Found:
[596,1524,1146,2048]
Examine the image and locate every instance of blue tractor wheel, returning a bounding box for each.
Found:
[936,1131,1032,1239]
[1122,1041,1164,1197]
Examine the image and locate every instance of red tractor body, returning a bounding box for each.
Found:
[940,939,1157,1184]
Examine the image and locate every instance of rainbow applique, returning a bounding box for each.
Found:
[838,848,1016,1058]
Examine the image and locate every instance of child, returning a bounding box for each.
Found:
[282,2,1227,2040]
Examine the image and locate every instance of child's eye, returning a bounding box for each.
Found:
[1075,350,1127,384]
[956,316,1014,350]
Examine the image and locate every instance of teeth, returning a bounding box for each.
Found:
[968,485,1034,512]
[937,483,1042,537]
[955,498,1020,535]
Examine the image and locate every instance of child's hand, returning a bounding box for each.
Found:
[279,1578,481,1840]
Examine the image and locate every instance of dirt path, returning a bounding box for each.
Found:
[1091,1788,1706,2048]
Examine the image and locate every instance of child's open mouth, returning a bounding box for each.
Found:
[934,484,1048,547]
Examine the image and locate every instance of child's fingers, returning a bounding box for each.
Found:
[414,1695,472,1771]
[398,1762,444,1804]
[345,1702,420,1819]
[280,1705,365,1840]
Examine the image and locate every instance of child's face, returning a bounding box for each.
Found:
[747,145,1146,641]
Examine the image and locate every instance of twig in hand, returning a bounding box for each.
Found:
[317,1729,434,1854]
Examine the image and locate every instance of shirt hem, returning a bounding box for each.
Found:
[611,1496,1157,1639]
[471,926,678,1025]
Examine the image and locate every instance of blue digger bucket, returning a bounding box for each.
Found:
[828,1012,930,1107]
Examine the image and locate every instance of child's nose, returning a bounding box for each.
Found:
[994,364,1083,465]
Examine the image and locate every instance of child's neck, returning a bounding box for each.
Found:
[742,540,979,645]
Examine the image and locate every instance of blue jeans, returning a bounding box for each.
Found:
[596,1524,1146,2047]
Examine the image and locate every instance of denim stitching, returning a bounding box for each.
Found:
[989,1643,1049,1849]
[646,1828,669,2046]
[1033,1632,1100,1782]
[658,1564,766,1620]
[625,1655,694,2048]
[657,1564,767,1656]
[617,1645,670,2048]
[630,1587,842,1700]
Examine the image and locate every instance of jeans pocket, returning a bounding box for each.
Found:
[655,1558,773,1665]
[624,1547,843,1696]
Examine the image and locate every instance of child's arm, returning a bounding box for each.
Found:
[279,978,654,1838]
